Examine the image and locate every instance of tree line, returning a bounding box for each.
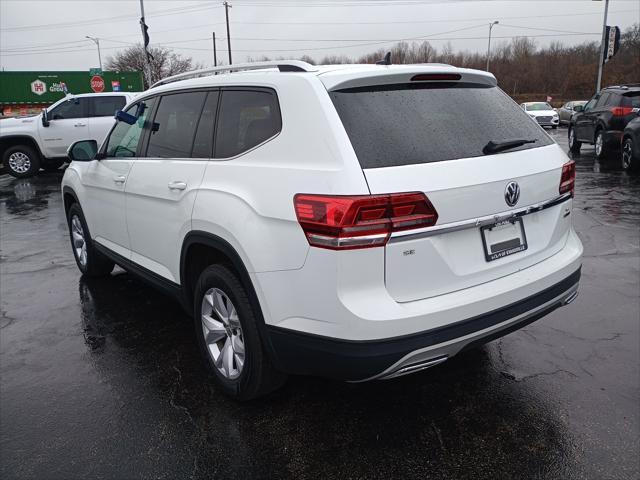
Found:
[107,23,638,103]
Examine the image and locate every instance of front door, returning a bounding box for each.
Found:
[39,97,89,157]
[125,90,217,283]
[81,98,156,259]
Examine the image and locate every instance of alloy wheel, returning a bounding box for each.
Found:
[71,215,87,267]
[8,151,31,174]
[622,140,633,170]
[201,288,245,380]
[595,133,603,157]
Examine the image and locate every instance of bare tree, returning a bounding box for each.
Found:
[105,45,202,88]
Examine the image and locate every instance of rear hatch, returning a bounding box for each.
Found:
[329,73,574,302]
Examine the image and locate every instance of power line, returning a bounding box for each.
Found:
[1,2,219,32]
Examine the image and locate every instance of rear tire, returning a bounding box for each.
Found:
[3,145,40,178]
[194,264,286,400]
[568,127,581,153]
[66,203,115,277]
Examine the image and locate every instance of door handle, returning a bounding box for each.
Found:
[168,181,187,191]
[74,123,87,127]
[113,175,126,184]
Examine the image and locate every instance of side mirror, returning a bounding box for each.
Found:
[68,140,98,162]
[41,109,49,127]
[574,105,584,113]
[115,110,137,125]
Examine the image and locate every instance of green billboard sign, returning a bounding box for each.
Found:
[0,70,144,105]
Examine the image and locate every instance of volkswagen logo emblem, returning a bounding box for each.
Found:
[504,181,520,207]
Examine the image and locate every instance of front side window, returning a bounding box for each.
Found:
[104,98,156,158]
[595,93,610,108]
[49,98,89,120]
[146,91,207,158]
[215,89,281,158]
[585,95,599,111]
[91,96,126,117]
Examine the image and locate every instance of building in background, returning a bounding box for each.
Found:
[0,70,143,117]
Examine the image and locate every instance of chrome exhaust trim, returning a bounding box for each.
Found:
[380,355,449,380]
[562,290,579,305]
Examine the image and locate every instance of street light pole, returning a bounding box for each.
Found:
[596,0,610,93]
[486,21,499,72]
[85,36,102,70]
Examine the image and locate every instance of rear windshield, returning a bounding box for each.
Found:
[330,83,553,169]
[622,92,640,108]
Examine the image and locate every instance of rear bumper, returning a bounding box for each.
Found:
[266,268,580,381]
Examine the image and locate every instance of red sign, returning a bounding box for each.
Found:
[90,75,105,93]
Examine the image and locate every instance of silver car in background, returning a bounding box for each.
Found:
[558,100,587,126]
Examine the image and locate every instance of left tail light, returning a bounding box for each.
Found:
[559,160,576,196]
[610,106,634,117]
[293,192,438,250]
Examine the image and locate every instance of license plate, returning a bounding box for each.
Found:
[481,218,528,262]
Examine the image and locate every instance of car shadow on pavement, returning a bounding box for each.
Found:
[77,273,578,479]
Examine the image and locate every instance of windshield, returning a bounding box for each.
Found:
[526,103,553,111]
[330,83,552,169]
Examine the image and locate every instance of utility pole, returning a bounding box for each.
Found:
[212,32,217,66]
[486,21,499,72]
[139,0,152,88]
[596,0,610,93]
[85,36,102,70]
[224,1,232,65]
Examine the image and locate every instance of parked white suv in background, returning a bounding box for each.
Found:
[62,61,583,400]
[1,92,137,178]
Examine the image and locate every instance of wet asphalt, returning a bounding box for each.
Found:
[1,128,638,480]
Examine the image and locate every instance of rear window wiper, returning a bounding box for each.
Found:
[483,138,536,155]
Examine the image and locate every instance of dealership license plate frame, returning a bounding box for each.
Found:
[480,217,528,262]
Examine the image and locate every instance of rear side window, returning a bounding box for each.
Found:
[330,83,553,169]
[595,93,611,108]
[215,89,281,158]
[147,91,207,158]
[192,91,219,158]
[91,96,126,117]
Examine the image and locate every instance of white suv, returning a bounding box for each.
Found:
[62,61,583,400]
[1,92,137,178]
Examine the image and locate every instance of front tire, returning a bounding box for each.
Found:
[3,145,40,178]
[568,127,581,153]
[66,203,115,277]
[194,264,286,400]
[622,137,637,171]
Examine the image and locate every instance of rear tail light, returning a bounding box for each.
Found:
[610,106,634,116]
[293,192,438,250]
[559,160,576,196]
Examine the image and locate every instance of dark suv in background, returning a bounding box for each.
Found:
[568,84,640,163]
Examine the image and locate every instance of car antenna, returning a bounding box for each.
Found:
[376,52,392,65]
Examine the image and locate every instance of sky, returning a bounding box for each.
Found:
[1,0,639,71]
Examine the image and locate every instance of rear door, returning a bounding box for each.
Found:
[330,81,573,302]
[125,90,216,283]
[87,95,127,145]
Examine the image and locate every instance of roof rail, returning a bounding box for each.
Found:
[151,60,317,88]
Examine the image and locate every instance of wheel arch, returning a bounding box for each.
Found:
[0,135,44,159]
[180,231,282,367]
[62,185,80,216]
